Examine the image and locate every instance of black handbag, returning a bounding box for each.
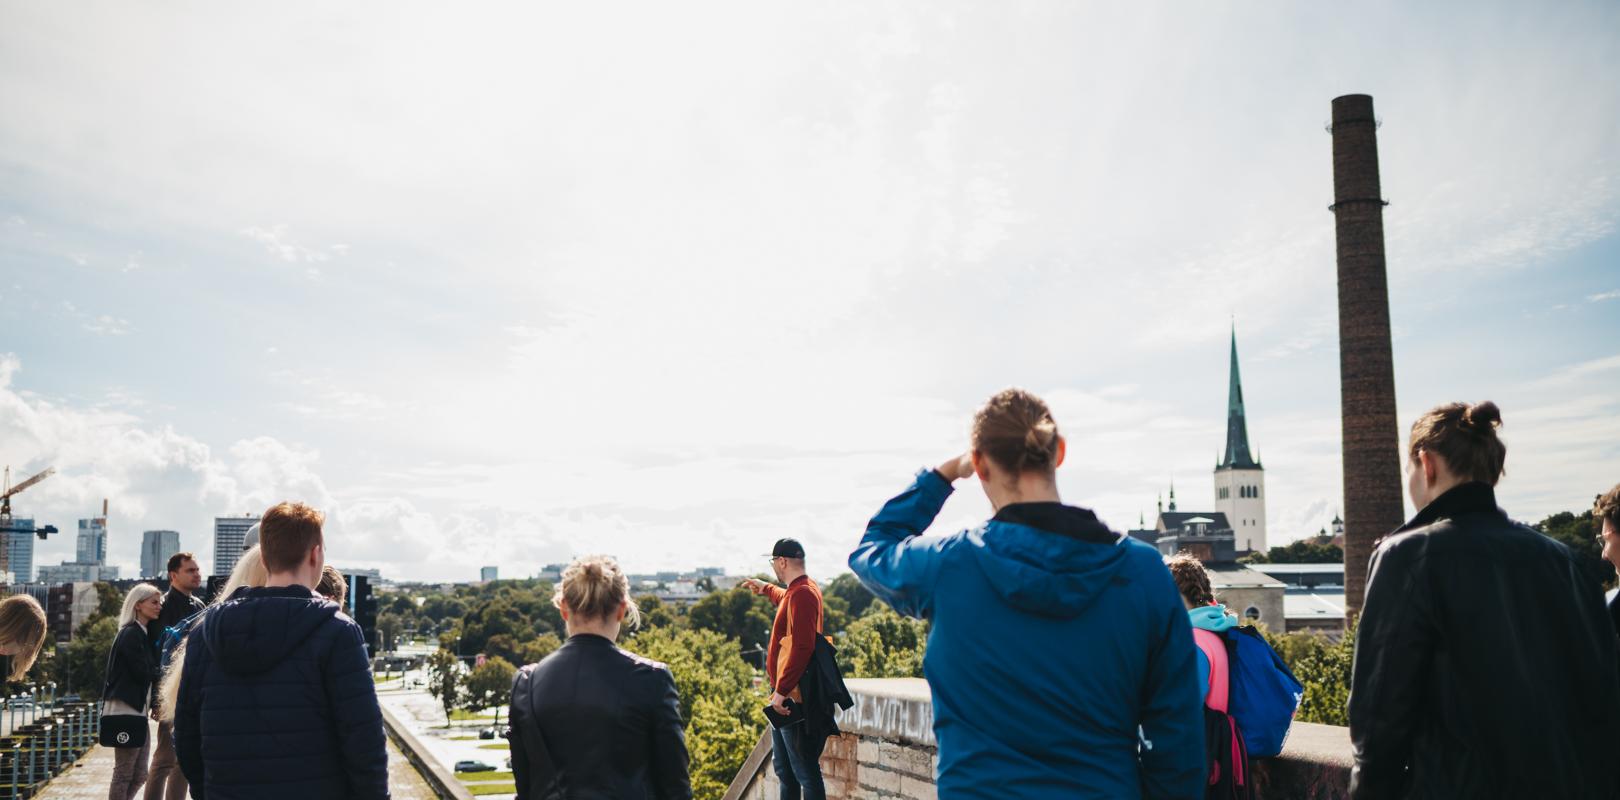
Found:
[99,710,147,748]
[98,627,150,748]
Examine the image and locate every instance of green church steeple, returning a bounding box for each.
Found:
[1219,326,1260,470]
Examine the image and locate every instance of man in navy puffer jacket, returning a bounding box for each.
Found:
[175,502,388,799]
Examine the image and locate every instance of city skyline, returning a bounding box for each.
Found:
[2,2,1617,582]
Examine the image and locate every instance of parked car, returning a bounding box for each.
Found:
[505,756,512,769]
[454,760,496,773]
[478,727,496,740]
[59,694,81,704]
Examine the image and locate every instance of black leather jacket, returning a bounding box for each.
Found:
[509,634,690,800]
[1348,482,1620,799]
[103,621,157,710]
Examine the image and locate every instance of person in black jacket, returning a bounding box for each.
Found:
[509,555,690,800]
[145,551,205,800]
[105,583,163,800]
[174,502,388,800]
[1596,483,1620,636]
[1348,401,1620,799]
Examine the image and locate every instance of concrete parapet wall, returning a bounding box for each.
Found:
[379,703,474,800]
[724,679,1352,800]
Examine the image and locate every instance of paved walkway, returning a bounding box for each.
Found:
[33,721,437,799]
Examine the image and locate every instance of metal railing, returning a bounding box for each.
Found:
[0,682,100,799]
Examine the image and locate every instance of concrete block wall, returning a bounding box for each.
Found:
[724,678,1353,800]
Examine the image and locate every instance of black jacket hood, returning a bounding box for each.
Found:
[201,585,339,675]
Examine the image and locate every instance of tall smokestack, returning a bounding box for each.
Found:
[1330,94,1405,619]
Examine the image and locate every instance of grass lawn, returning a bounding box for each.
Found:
[372,674,400,684]
[477,742,509,750]
[466,784,516,796]
[456,770,514,782]
[450,735,480,741]
[448,708,499,721]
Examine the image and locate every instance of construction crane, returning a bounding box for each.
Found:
[0,466,55,520]
[0,466,57,579]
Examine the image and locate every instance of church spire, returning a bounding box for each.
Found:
[1219,325,1259,470]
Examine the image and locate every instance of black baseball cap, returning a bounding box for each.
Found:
[768,538,806,559]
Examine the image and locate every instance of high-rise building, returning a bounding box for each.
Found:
[76,517,108,565]
[1213,329,1267,554]
[6,518,34,584]
[141,530,182,578]
[213,515,258,577]
[481,566,498,582]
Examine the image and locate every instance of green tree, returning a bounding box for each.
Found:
[1263,622,1355,726]
[465,656,517,727]
[90,582,124,622]
[63,616,118,694]
[837,606,927,678]
[823,573,877,619]
[426,648,464,727]
[638,594,682,630]
[686,586,773,653]
[1536,510,1611,590]
[630,627,765,800]
[377,612,404,653]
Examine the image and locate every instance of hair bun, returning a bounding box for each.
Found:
[1463,401,1502,432]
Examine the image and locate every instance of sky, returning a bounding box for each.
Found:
[1,1,1617,582]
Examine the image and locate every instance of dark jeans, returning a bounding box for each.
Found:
[771,723,824,800]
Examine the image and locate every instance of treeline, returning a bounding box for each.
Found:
[405,573,928,800]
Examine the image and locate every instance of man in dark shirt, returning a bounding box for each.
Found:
[146,551,205,800]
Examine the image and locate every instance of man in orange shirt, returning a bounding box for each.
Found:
[743,538,825,800]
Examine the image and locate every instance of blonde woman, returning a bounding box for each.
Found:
[156,545,268,724]
[105,583,162,800]
[509,555,689,799]
[0,594,48,681]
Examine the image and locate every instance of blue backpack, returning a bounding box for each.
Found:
[159,609,208,670]
[1223,625,1303,758]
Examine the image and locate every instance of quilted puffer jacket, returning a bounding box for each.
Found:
[174,585,388,800]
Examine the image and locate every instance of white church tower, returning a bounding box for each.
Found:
[1213,328,1267,554]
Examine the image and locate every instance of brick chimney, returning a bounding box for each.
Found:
[1329,94,1406,619]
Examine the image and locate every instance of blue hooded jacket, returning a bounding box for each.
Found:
[850,470,1204,799]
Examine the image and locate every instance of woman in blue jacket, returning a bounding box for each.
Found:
[850,388,1204,799]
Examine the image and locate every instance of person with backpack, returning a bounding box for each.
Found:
[1167,554,1251,800]
[144,552,204,800]
[849,388,1204,798]
[105,583,163,800]
[1349,402,1620,798]
[156,545,268,725]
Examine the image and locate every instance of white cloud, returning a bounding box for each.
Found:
[240,224,343,266]
[1590,290,1620,303]
[83,314,132,336]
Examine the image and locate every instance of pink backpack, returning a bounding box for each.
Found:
[1193,628,1251,798]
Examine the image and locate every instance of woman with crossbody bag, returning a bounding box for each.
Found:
[103,583,162,800]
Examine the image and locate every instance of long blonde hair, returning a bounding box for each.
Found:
[158,545,268,722]
[118,584,162,628]
[0,595,48,681]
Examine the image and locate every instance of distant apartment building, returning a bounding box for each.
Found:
[140,530,182,578]
[212,515,258,576]
[77,517,108,565]
[480,566,498,582]
[537,563,568,582]
[37,562,119,584]
[44,582,100,642]
[5,517,34,584]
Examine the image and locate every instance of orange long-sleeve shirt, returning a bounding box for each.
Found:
[755,575,823,696]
